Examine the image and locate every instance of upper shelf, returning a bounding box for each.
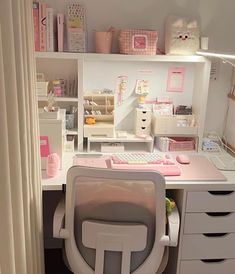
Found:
[35,52,208,63]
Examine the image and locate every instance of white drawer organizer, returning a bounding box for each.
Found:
[135,108,152,137]
[178,190,235,274]
[83,93,115,138]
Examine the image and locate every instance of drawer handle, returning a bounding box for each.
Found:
[201,259,226,263]
[142,119,146,122]
[206,212,231,217]
[142,111,146,114]
[141,127,146,130]
[203,233,228,238]
[208,191,234,196]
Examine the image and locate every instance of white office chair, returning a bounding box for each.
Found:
[53,166,180,274]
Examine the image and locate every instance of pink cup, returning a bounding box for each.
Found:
[46,153,60,177]
[94,31,113,54]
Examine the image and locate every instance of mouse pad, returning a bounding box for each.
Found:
[167,155,227,181]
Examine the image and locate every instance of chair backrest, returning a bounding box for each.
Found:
[64,166,166,274]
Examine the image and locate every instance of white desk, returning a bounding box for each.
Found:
[41,151,235,191]
[42,151,235,274]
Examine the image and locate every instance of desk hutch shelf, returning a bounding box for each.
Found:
[35,52,211,152]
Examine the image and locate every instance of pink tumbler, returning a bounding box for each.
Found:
[46,153,60,177]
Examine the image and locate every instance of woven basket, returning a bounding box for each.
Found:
[119,29,158,55]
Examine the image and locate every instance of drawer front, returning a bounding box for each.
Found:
[84,126,114,138]
[186,191,235,212]
[180,259,235,274]
[181,233,235,260]
[184,212,235,234]
[136,109,152,120]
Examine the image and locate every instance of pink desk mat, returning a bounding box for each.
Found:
[166,155,226,181]
[73,155,227,182]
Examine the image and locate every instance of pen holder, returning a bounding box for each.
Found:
[66,113,75,129]
[94,31,113,54]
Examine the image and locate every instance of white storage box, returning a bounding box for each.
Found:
[39,118,63,170]
[36,81,48,96]
[152,114,198,135]
[39,108,59,119]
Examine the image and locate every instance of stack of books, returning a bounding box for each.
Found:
[33,2,86,52]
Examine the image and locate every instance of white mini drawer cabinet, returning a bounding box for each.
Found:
[135,108,152,137]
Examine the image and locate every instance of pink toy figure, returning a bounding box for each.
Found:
[46,153,60,177]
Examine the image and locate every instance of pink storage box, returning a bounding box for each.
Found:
[168,137,195,151]
[119,29,158,55]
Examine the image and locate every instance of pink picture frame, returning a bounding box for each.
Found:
[166,67,185,92]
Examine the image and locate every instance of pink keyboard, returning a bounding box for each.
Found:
[110,153,181,176]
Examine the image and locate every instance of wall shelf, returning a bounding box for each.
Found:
[35,51,207,63]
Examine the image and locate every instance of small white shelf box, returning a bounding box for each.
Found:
[87,131,154,152]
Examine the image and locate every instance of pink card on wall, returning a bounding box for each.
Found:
[40,136,50,157]
[167,67,185,92]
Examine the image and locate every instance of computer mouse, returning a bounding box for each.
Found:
[176,154,190,164]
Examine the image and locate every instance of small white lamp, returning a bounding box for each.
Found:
[196,49,235,67]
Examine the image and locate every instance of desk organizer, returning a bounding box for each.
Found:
[152,114,197,135]
[119,29,158,55]
[156,136,196,151]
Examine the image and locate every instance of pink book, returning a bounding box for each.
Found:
[39,2,47,51]
[57,13,64,52]
[33,2,39,51]
[40,136,50,157]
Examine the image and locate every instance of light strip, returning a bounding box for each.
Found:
[196,50,235,60]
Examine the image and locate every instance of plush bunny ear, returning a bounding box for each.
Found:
[187,20,198,28]
[173,18,184,28]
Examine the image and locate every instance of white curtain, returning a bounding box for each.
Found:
[0,0,44,274]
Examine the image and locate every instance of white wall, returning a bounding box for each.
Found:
[48,0,235,136]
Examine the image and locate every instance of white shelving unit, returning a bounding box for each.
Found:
[35,52,211,152]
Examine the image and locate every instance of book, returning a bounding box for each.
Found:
[46,7,55,52]
[33,2,40,51]
[57,13,64,52]
[67,4,86,52]
[39,2,47,51]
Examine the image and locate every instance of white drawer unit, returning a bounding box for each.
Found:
[135,108,152,137]
[184,212,235,234]
[180,259,235,274]
[181,233,235,260]
[186,190,235,212]
[177,190,235,274]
